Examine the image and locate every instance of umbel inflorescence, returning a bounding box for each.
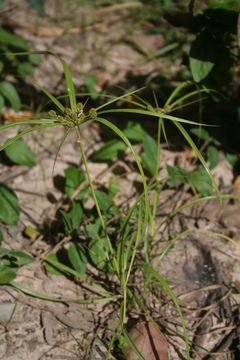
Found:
[49,103,97,128]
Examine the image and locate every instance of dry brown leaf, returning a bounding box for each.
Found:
[185,148,197,163]
[233,175,240,193]
[126,318,168,360]
[2,109,34,122]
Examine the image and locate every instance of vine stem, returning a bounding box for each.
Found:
[74,125,119,276]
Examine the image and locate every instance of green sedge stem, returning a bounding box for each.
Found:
[96,117,150,264]
[74,125,119,276]
[150,117,162,238]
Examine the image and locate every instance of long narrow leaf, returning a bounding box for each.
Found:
[0,119,56,131]
[44,256,111,295]
[0,123,60,151]
[165,81,191,107]
[52,127,72,174]
[61,59,77,112]
[160,194,240,226]
[98,108,213,126]
[173,120,221,201]
[96,88,145,111]
[169,89,216,109]
[40,85,65,113]
[10,281,118,304]
[171,97,209,112]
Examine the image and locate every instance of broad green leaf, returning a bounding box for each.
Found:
[17,62,34,79]
[29,53,42,65]
[4,139,36,166]
[0,267,17,284]
[167,165,188,186]
[95,190,113,212]
[84,74,99,100]
[108,203,120,216]
[123,122,146,142]
[0,94,4,112]
[190,127,209,141]
[141,134,157,176]
[0,61,3,73]
[0,81,21,111]
[226,153,238,167]
[68,242,87,274]
[26,0,45,16]
[89,237,111,272]
[190,57,215,83]
[60,201,83,235]
[92,140,126,161]
[0,247,33,267]
[0,28,28,50]
[207,145,219,169]
[190,32,216,82]
[189,168,212,196]
[0,183,19,225]
[85,220,101,241]
[64,166,85,197]
[0,255,14,269]
[8,250,34,266]
[108,177,120,198]
[43,254,63,275]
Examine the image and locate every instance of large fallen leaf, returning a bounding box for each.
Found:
[126,318,168,360]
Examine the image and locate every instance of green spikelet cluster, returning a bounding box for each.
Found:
[48,103,97,129]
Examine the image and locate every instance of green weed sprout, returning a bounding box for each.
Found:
[0,57,222,359]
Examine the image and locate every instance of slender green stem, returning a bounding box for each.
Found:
[106,317,122,360]
[126,203,143,285]
[96,117,150,264]
[121,202,143,324]
[74,125,119,276]
[150,117,162,238]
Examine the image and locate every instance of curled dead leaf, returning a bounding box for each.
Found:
[126,318,168,360]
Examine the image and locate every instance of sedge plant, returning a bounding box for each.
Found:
[0,56,225,359]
